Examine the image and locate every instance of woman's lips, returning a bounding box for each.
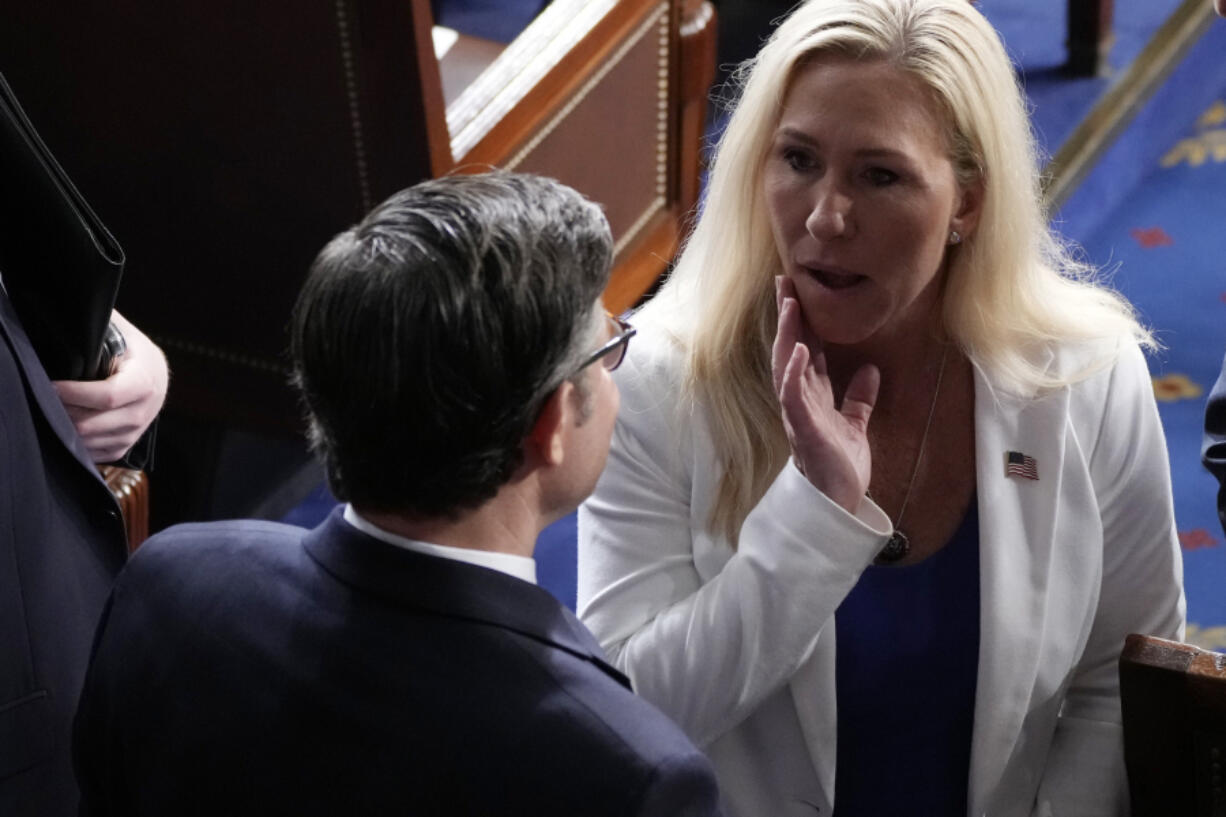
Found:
[802,265,865,290]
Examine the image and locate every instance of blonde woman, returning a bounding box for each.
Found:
[578,1,1184,814]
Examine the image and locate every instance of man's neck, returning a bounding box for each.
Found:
[354,483,542,559]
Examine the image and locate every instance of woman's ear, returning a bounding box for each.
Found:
[951,178,984,240]
[527,382,575,467]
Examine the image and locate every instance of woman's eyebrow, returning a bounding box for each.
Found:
[773,126,911,162]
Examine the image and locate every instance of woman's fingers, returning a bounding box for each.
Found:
[779,341,831,458]
[779,341,869,510]
[779,340,810,414]
[772,296,800,395]
[773,283,825,395]
[840,363,880,429]
[778,276,824,350]
[771,283,873,509]
[778,342,808,473]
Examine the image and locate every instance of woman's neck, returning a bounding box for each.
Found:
[824,316,951,416]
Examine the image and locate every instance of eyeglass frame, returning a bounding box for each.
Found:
[574,312,636,375]
[526,311,635,427]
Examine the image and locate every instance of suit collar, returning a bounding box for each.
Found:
[304,508,629,688]
[342,503,538,584]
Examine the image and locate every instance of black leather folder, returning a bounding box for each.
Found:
[0,70,124,381]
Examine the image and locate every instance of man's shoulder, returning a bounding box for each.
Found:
[448,590,698,764]
[499,621,710,767]
[121,519,310,585]
[139,517,306,551]
[92,522,723,815]
[482,624,720,814]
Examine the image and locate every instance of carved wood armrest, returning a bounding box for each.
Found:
[99,466,150,553]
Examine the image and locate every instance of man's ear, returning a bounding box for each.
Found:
[528,382,575,467]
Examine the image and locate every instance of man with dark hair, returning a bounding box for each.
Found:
[72,172,722,816]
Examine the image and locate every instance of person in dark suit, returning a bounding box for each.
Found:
[73,172,723,816]
[1205,358,1226,537]
[1204,0,1226,534]
[0,291,166,817]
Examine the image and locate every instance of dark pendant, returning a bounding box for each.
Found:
[875,529,910,565]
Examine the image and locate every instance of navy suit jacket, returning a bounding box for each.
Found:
[74,508,723,816]
[0,289,128,817]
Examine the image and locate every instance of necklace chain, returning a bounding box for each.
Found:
[874,344,949,565]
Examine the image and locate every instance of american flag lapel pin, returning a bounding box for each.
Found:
[1005,450,1039,481]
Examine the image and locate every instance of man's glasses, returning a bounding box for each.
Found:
[576,312,636,374]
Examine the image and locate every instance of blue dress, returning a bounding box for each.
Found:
[833,500,981,815]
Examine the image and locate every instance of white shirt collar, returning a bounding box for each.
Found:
[342,504,537,585]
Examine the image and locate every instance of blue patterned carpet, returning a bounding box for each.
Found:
[1054,19,1226,650]
[285,4,1226,646]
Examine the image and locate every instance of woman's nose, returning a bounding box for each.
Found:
[805,185,854,240]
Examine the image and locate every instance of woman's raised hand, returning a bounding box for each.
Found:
[772,276,879,512]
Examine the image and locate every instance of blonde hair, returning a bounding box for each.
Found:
[642,0,1152,542]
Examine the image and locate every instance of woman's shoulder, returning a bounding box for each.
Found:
[1050,334,1143,384]
[977,333,1147,401]
[611,308,706,453]
[616,307,691,405]
[1059,334,1153,417]
[1027,335,1153,434]
[974,335,1154,469]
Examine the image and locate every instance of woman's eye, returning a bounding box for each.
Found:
[864,167,899,186]
[782,148,816,172]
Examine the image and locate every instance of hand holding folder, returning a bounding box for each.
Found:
[0,69,125,381]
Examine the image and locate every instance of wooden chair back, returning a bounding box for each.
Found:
[0,0,715,437]
[1120,633,1226,816]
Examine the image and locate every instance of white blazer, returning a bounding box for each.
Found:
[578,323,1184,817]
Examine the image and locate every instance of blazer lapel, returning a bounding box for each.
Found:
[968,361,1069,815]
[303,509,630,688]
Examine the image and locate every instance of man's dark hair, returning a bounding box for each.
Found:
[291,172,612,518]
